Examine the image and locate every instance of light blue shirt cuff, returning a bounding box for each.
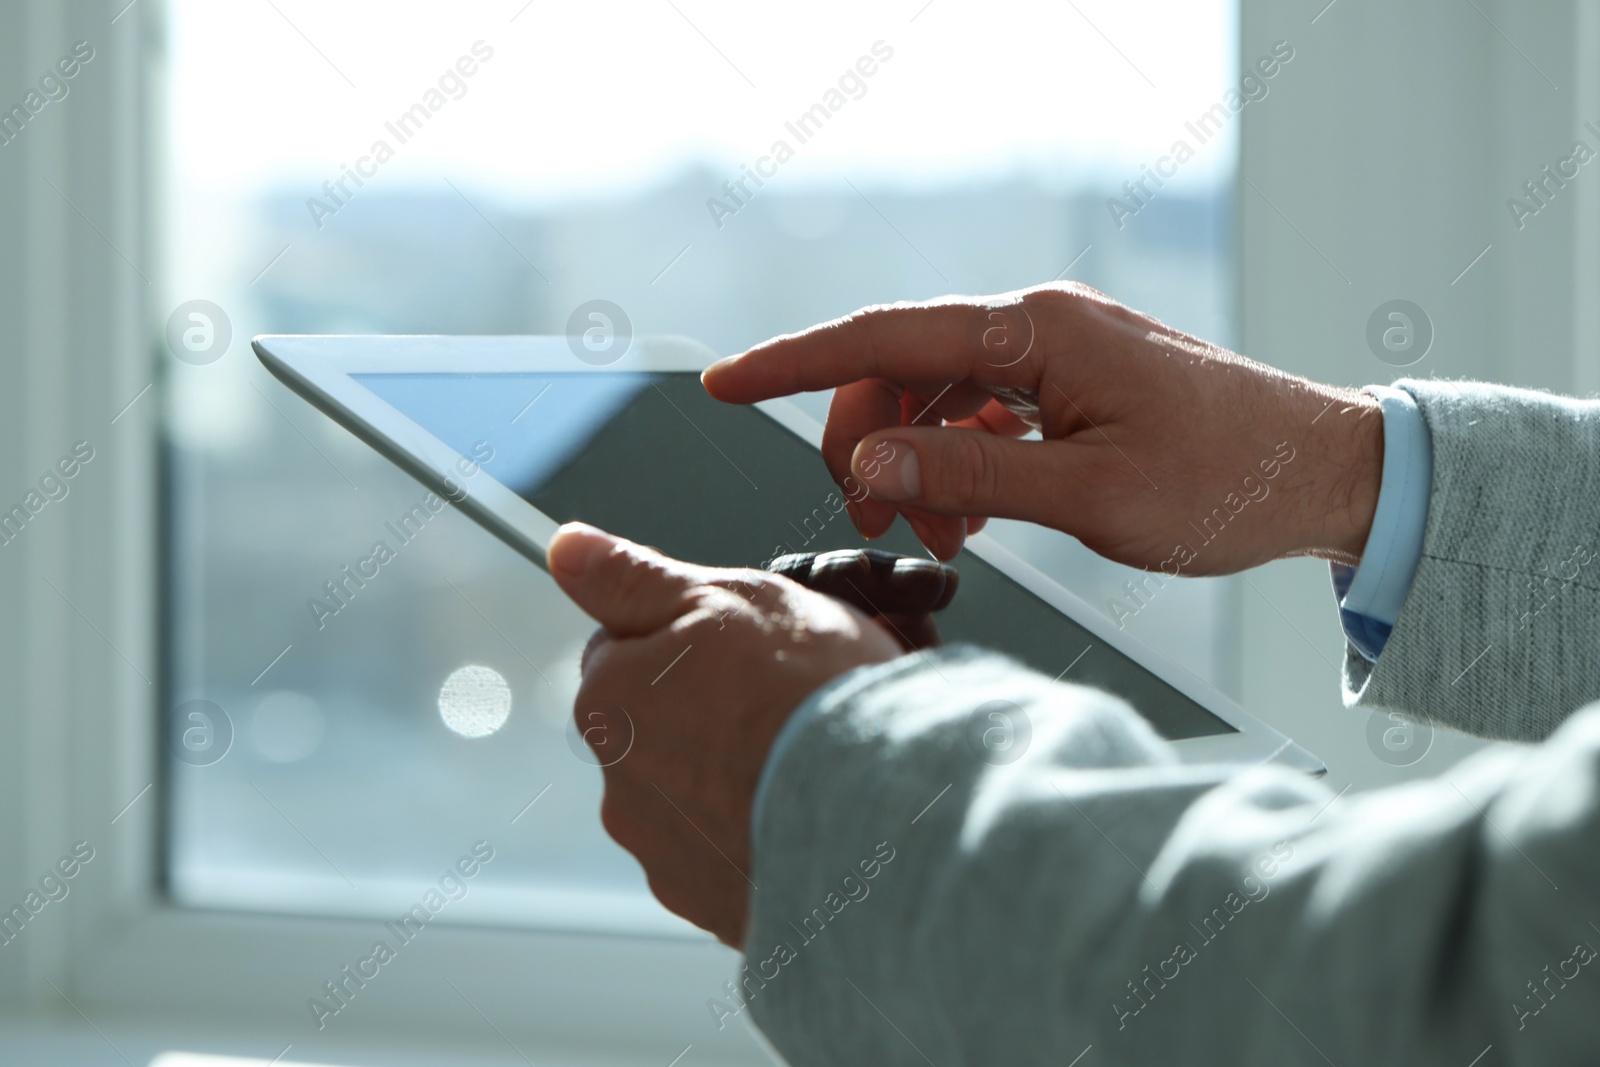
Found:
[1331,384,1433,661]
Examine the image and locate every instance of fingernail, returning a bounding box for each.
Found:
[702,354,740,379]
[905,513,937,552]
[854,437,920,501]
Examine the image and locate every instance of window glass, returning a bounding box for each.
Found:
[163,0,1239,930]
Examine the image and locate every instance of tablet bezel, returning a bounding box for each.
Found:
[252,333,1324,775]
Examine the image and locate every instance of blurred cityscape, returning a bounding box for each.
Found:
[166,170,1237,936]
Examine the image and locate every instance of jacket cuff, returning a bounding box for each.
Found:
[1341,379,1600,739]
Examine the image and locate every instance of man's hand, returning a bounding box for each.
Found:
[548,522,902,948]
[703,283,1384,570]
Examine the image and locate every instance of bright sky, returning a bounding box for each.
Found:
[169,0,1239,200]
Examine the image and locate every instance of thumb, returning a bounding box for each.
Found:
[851,427,1076,523]
[546,523,709,638]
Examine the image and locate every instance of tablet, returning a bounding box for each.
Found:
[254,334,1323,773]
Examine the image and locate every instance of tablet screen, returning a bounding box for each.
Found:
[355,370,1233,741]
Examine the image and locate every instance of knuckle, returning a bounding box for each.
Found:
[719,567,769,595]
[671,591,742,642]
[605,542,694,609]
[844,300,924,370]
[853,299,916,319]
[677,602,727,640]
[1025,282,1113,324]
[1022,285,1075,314]
[842,310,887,374]
[1034,279,1102,302]
[685,582,737,617]
[709,569,782,609]
[594,542,652,601]
[946,433,1003,510]
[742,571,787,607]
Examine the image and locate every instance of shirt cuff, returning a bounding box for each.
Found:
[1331,384,1433,661]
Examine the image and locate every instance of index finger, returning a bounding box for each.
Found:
[702,297,1022,404]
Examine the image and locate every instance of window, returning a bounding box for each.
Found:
[162,0,1240,934]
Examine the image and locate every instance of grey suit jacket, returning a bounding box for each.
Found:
[740,379,1600,1065]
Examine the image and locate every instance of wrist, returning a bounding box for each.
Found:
[1281,383,1384,565]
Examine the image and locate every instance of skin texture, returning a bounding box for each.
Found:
[549,523,902,947]
[703,283,1384,568]
[556,284,1386,946]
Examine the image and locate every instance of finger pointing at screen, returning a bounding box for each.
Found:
[703,282,1384,573]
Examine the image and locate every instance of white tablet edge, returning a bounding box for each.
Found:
[252,333,1325,776]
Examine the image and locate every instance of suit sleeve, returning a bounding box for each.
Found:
[1343,379,1600,740]
[741,646,1600,1066]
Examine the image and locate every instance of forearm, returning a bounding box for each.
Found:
[746,648,1600,1065]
